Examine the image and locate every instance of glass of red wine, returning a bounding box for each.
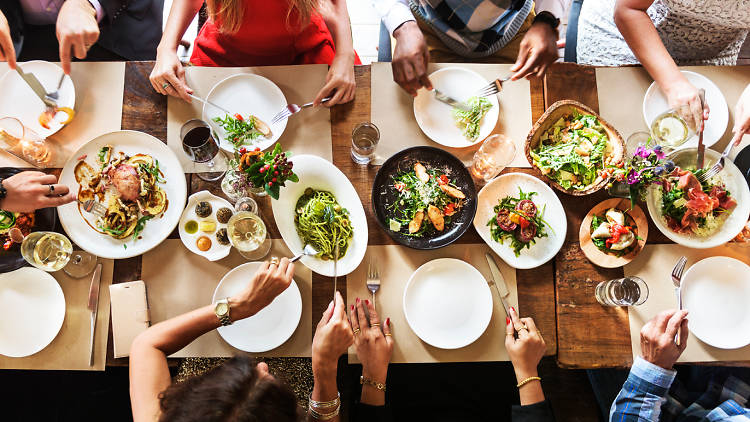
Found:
[180,119,228,181]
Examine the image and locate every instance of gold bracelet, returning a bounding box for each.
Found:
[360,375,386,391]
[309,392,340,409]
[516,376,541,388]
[309,404,340,420]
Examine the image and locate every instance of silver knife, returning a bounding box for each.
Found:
[15,67,57,108]
[87,263,103,366]
[434,89,471,112]
[696,88,706,169]
[485,253,511,317]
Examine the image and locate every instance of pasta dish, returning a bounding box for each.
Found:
[294,188,352,260]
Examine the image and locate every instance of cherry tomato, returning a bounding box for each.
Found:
[438,174,449,185]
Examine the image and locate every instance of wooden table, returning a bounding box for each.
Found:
[108,61,558,365]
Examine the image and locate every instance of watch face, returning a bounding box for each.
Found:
[216,302,229,316]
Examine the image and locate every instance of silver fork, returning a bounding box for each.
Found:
[45,71,66,104]
[366,257,380,304]
[271,97,330,124]
[475,74,512,97]
[698,141,735,183]
[79,199,107,218]
[671,256,688,346]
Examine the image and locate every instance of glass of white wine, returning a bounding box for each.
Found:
[470,134,517,182]
[19,231,73,272]
[226,211,272,260]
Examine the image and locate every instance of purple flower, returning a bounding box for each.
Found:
[635,146,652,159]
[627,170,642,185]
[652,145,665,160]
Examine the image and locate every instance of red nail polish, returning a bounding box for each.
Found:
[351,305,354,311]
[386,318,390,326]
[506,317,510,324]
[365,299,370,305]
[511,307,516,313]
[356,298,360,304]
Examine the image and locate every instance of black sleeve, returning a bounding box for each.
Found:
[97,0,152,23]
[511,400,555,422]
[351,403,394,422]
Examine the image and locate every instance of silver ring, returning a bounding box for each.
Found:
[162,82,170,90]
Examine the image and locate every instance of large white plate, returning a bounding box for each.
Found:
[178,191,233,261]
[271,155,368,277]
[643,70,728,149]
[0,267,65,357]
[403,258,493,349]
[203,73,287,154]
[213,262,302,352]
[646,148,750,249]
[414,67,499,148]
[682,256,750,349]
[58,131,187,259]
[473,173,567,269]
[0,61,75,138]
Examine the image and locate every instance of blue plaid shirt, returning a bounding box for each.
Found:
[610,358,750,422]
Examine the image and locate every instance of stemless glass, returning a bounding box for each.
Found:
[595,276,649,307]
[470,134,517,182]
[180,119,228,181]
[226,211,272,260]
[626,131,651,158]
[351,122,380,165]
[0,117,53,168]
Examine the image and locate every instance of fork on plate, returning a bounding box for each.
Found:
[271,97,330,124]
[698,141,735,183]
[79,199,107,218]
[671,256,688,346]
[475,74,512,97]
[366,257,380,304]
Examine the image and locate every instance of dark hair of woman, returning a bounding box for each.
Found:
[157,356,302,422]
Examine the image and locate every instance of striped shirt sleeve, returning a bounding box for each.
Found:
[609,357,676,422]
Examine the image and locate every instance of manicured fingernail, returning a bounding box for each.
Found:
[386,318,390,326]
[506,317,510,324]
[356,298,360,304]
[511,307,516,313]
[365,299,370,305]
[351,305,354,311]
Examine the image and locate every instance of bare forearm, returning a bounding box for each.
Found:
[320,0,355,59]
[516,371,545,406]
[159,0,204,52]
[310,364,340,421]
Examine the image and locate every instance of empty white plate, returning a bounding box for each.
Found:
[681,256,750,349]
[213,262,302,353]
[414,67,499,148]
[203,73,287,154]
[403,258,493,349]
[643,71,728,149]
[0,267,65,357]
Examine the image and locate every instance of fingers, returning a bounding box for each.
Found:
[512,51,540,81]
[319,299,335,327]
[349,302,360,332]
[284,259,295,281]
[665,310,688,339]
[44,184,70,197]
[164,72,192,102]
[332,291,346,320]
[313,80,334,106]
[689,98,703,132]
[505,315,516,348]
[382,317,393,345]
[59,36,72,75]
[365,299,381,330]
[35,174,58,185]
[356,298,369,329]
[72,33,87,60]
[522,317,538,335]
[678,318,689,351]
[40,191,77,207]
[0,26,16,70]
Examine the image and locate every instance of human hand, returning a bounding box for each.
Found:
[731,84,750,147]
[392,21,432,97]
[0,171,75,212]
[312,291,354,376]
[229,258,294,320]
[350,298,393,385]
[0,10,16,69]
[510,21,558,81]
[314,52,355,107]
[663,78,710,133]
[505,307,546,381]
[56,0,100,75]
[150,48,193,102]
[640,310,688,369]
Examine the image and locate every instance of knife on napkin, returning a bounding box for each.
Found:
[88,263,103,366]
[485,253,511,317]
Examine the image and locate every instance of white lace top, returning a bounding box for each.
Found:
[576,0,750,66]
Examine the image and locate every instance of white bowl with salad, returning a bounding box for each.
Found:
[646,148,750,248]
[473,172,566,269]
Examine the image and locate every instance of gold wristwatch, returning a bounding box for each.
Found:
[214,298,232,326]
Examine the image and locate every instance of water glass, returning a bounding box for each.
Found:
[351,122,380,164]
[595,276,649,307]
[626,131,651,158]
[180,119,228,181]
[470,134,517,182]
[0,117,53,168]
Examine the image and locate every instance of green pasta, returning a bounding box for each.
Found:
[294,188,353,260]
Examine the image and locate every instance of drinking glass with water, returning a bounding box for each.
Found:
[595,276,649,307]
[351,122,380,164]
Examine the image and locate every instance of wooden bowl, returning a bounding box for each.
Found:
[579,198,648,268]
[525,100,625,196]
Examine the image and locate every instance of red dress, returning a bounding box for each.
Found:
[191,0,360,66]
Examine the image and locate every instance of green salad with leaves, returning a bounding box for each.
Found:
[487,188,550,257]
[453,96,492,142]
[530,112,618,191]
[213,113,270,149]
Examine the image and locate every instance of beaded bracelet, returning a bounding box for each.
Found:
[516,376,542,388]
[360,375,387,391]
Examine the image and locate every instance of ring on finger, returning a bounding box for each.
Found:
[385,333,392,337]
[269,257,279,266]
[48,185,55,195]
[516,324,528,332]
[162,82,170,90]
[371,323,380,328]
[353,328,361,335]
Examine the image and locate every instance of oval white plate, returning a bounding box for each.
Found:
[646,149,750,249]
[0,267,65,357]
[403,258,493,349]
[58,131,188,259]
[643,70,728,149]
[414,67,499,148]
[178,191,233,261]
[682,256,750,349]
[213,262,302,352]
[0,61,75,138]
[474,173,567,269]
[203,73,287,154]
[271,155,368,277]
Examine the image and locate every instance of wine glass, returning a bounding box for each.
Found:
[180,119,228,181]
[0,117,53,168]
[470,134,517,183]
[63,250,98,278]
[226,211,272,260]
[14,230,72,272]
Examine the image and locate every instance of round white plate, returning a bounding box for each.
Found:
[413,67,499,148]
[0,61,75,138]
[178,191,233,261]
[271,155,368,277]
[643,70,728,149]
[0,267,65,357]
[473,173,567,269]
[403,258,493,349]
[203,73,287,154]
[646,149,750,249]
[58,131,188,259]
[213,262,302,352]
[682,256,750,349]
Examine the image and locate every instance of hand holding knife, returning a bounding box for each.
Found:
[485,253,512,317]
